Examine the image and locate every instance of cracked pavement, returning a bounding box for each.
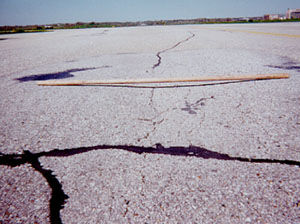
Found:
[1,23,300,223]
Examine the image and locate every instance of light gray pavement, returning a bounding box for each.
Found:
[0,23,300,223]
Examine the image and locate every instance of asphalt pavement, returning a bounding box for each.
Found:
[1,23,300,223]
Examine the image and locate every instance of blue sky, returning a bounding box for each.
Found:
[0,0,299,26]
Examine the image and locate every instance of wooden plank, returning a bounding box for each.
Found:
[37,73,289,86]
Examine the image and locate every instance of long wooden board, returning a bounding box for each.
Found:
[37,73,289,86]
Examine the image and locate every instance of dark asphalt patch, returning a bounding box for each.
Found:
[15,67,99,82]
[267,62,300,72]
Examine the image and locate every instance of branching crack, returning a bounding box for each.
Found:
[1,143,299,223]
[137,118,164,142]
[0,151,68,224]
[152,32,195,69]
[181,96,215,115]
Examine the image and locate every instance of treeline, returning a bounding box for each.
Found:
[1,18,300,34]
[0,25,50,34]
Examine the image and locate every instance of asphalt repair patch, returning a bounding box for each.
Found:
[266,61,300,73]
[15,67,99,82]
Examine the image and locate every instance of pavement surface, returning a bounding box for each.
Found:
[0,23,300,223]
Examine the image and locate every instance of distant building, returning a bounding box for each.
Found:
[264,14,279,20]
[233,17,249,22]
[249,16,264,21]
[287,8,300,19]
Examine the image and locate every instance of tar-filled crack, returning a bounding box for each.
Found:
[1,144,299,223]
[0,151,68,224]
[152,32,195,69]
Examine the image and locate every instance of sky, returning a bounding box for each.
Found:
[0,0,299,26]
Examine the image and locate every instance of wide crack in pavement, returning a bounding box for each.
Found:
[0,151,68,224]
[1,144,299,223]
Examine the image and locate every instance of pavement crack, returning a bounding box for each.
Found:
[123,199,130,217]
[0,151,69,224]
[1,143,299,223]
[148,88,157,113]
[184,89,192,100]
[137,118,164,142]
[152,32,195,69]
[181,96,215,115]
[38,144,300,167]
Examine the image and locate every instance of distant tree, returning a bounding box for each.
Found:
[15,28,25,33]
